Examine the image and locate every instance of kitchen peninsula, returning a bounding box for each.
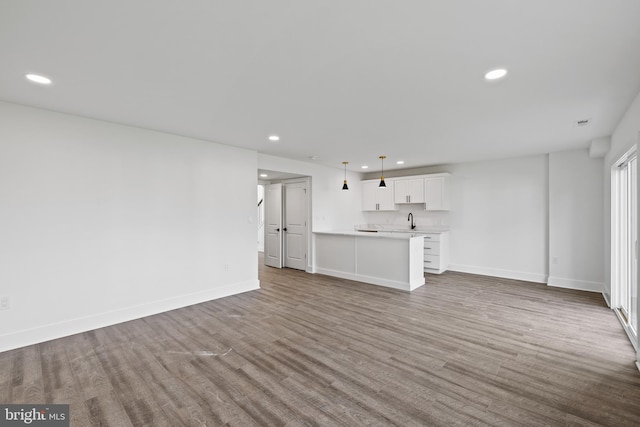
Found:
[313,231,425,291]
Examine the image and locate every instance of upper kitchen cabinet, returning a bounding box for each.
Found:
[362,180,397,211]
[424,174,451,211]
[394,178,425,204]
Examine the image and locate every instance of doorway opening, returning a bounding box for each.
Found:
[612,146,638,349]
[259,170,311,272]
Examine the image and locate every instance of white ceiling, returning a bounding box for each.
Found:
[1,1,639,172]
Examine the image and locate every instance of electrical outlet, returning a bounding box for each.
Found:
[0,296,9,310]
[224,264,230,272]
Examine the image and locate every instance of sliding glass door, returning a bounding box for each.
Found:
[613,148,638,344]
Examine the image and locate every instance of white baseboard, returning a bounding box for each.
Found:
[448,264,547,283]
[547,276,603,293]
[0,279,260,353]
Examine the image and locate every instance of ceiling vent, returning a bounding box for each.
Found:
[575,118,590,127]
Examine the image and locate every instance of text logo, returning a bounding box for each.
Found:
[0,405,69,426]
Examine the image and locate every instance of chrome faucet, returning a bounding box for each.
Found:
[408,212,416,230]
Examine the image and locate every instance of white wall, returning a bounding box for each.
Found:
[257,184,265,252]
[548,149,604,292]
[0,102,259,352]
[448,155,549,282]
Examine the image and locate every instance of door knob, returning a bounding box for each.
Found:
[276,228,280,232]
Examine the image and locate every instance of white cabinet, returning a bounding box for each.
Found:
[361,173,450,212]
[362,180,396,211]
[424,176,450,211]
[394,178,425,204]
[422,232,450,274]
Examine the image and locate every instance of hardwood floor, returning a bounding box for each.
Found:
[2,257,639,426]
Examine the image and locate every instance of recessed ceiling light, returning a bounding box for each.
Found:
[484,68,507,80]
[361,165,369,169]
[260,173,268,178]
[309,155,318,160]
[268,135,280,141]
[25,73,52,85]
[396,160,405,165]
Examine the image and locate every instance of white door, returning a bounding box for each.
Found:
[284,182,307,270]
[264,183,283,268]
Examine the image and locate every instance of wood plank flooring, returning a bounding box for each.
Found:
[2,257,639,426]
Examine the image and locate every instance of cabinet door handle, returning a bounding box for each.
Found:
[425,261,432,263]
[425,247,431,250]
[283,228,287,231]
[276,228,280,232]
[408,195,411,203]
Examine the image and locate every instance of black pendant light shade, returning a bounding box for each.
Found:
[342,161,349,190]
[379,155,386,188]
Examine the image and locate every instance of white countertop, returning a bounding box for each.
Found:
[313,230,425,239]
[353,224,449,234]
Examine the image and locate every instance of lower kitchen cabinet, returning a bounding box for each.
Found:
[422,232,449,274]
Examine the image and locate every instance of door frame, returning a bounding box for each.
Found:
[283,180,309,270]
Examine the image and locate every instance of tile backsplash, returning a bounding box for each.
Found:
[363,204,450,229]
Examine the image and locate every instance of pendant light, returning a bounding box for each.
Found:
[342,161,349,190]
[379,155,387,188]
